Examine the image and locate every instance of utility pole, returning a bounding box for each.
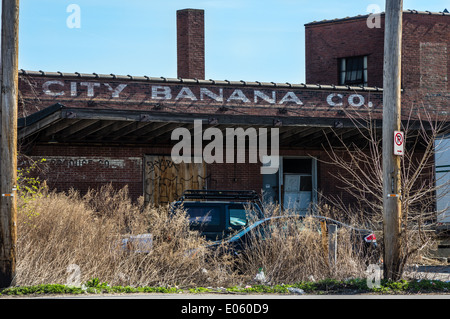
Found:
[0,0,20,288]
[382,0,403,281]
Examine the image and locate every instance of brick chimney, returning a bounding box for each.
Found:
[177,9,205,80]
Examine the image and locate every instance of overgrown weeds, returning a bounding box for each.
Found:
[235,215,374,284]
[16,184,234,288]
[12,182,393,290]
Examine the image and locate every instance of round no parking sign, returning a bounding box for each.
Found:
[394,131,404,156]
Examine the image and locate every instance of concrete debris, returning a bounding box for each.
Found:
[287,287,305,295]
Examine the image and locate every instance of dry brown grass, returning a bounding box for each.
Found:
[15,184,375,288]
[235,216,372,284]
[16,184,234,288]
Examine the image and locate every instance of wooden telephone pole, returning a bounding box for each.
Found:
[382,0,403,281]
[0,0,20,288]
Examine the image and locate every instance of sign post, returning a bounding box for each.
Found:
[394,131,404,156]
[382,0,403,281]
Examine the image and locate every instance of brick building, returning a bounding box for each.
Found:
[17,9,449,213]
[305,9,448,113]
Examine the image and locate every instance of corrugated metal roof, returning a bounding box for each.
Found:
[305,9,449,26]
[19,69,383,92]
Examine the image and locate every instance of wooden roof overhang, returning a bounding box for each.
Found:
[18,103,386,149]
[18,70,447,150]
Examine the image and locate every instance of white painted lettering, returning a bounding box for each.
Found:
[200,87,223,102]
[104,83,128,98]
[152,86,172,100]
[348,94,365,107]
[175,87,198,101]
[327,93,344,106]
[71,82,77,97]
[254,90,276,104]
[80,82,100,97]
[227,89,250,103]
[43,80,65,96]
[38,80,373,116]
[279,92,303,105]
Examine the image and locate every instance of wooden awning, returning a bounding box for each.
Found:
[18,103,385,148]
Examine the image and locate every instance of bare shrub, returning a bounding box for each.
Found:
[15,186,235,288]
[15,182,377,288]
[319,105,448,278]
[114,205,236,287]
[16,189,120,286]
[82,184,150,235]
[235,215,372,284]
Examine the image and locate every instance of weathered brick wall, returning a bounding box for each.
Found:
[17,73,384,204]
[24,144,268,200]
[401,14,449,114]
[402,13,449,91]
[24,145,170,200]
[305,16,385,88]
[177,9,205,80]
[17,11,447,207]
[305,12,449,116]
[24,144,351,203]
[18,71,384,121]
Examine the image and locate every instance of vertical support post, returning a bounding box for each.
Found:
[382,0,403,281]
[328,224,338,265]
[320,220,329,267]
[0,0,20,288]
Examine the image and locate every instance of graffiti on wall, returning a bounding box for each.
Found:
[35,156,142,170]
[144,155,209,206]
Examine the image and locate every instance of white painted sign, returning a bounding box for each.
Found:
[40,80,375,108]
[394,131,404,156]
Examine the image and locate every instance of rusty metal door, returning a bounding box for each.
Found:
[144,155,207,206]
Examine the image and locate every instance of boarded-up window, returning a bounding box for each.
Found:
[144,155,207,206]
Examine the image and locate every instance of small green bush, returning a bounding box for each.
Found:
[1,277,449,297]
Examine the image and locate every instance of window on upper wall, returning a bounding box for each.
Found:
[338,56,368,86]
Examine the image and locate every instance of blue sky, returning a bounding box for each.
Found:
[17,0,449,84]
